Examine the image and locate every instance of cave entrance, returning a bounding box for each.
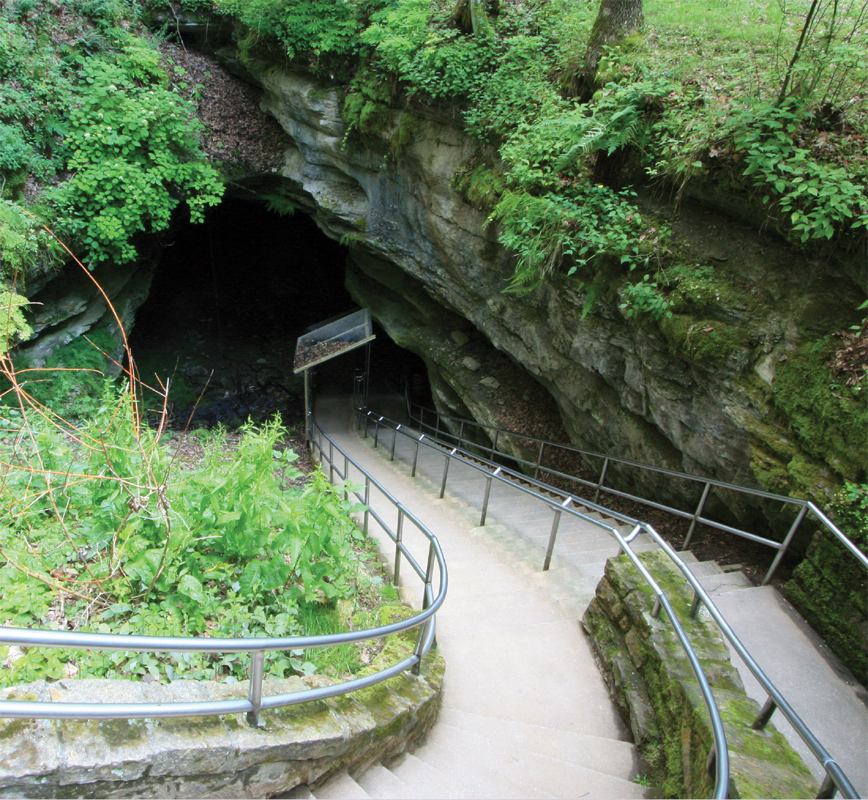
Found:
[129,195,427,428]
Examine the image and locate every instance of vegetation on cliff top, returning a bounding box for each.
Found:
[0,0,864,492]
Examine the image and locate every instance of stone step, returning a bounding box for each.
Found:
[412,737,557,799]
[697,569,753,595]
[687,560,726,578]
[355,763,412,799]
[420,722,647,799]
[439,595,567,636]
[386,753,463,800]
[313,771,371,799]
[436,706,641,778]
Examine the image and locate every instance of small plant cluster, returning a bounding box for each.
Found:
[0,378,388,687]
[0,0,224,287]
[51,56,224,266]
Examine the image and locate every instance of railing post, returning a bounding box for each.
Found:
[682,481,712,550]
[246,650,265,728]
[763,504,809,585]
[412,617,432,677]
[480,467,502,526]
[458,421,465,450]
[751,696,777,730]
[544,498,571,571]
[817,773,836,799]
[534,441,545,480]
[490,429,499,460]
[363,412,369,439]
[343,455,349,500]
[422,542,435,612]
[440,449,457,498]
[373,416,384,449]
[594,458,610,504]
[364,476,371,534]
[390,425,401,461]
[394,509,404,586]
[412,436,424,477]
[329,440,334,483]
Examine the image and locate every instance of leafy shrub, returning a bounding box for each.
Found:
[619,274,672,321]
[362,0,494,99]
[215,0,362,64]
[0,200,63,285]
[0,396,375,685]
[491,185,668,292]
[730,98,868,242]
[51,58,224,266]
[0,290,32,357]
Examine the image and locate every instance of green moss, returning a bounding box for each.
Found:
[390,113,422,160]
[451,158,506,212]
[783,486,868,684]
[597,553,819,798]
[358,100,394,138]
[0,718,34,742]
[772,336,867,484]
[658,314,750,363]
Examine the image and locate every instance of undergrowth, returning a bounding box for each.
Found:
[0,231,397,688]
[0,390,393,686]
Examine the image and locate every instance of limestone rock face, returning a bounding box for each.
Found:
[242,57,862,523]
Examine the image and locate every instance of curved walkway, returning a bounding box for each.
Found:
[306,395,648,799]
[300,394,867,799]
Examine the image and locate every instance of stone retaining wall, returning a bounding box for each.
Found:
[0,611,444,798]
[583,550,818,799]
[784,526,867,686]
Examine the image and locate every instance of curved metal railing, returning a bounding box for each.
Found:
[355,383,860,799]
[0,423,447,727]
[404,397,868,585]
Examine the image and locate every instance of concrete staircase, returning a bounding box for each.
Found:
[296,396,650,799]
[296,396,868,799]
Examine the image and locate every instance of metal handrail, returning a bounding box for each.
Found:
[356,393,860,799]
[404,397,868,585]
[0,423,447,727]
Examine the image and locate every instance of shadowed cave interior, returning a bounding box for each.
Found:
[130,196,429,429]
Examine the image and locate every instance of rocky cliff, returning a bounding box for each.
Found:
[18,38,864,536]
[229,52,863,532]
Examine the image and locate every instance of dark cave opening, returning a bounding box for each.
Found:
[130,196,428,427]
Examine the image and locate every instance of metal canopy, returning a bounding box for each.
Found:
[293,308,375,374]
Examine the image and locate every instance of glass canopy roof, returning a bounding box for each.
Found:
[293,308,375,373]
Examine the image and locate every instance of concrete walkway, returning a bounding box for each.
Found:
[305,395,648,799]
[302,395,867,799]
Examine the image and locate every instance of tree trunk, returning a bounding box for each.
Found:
[450,0,495,37]
[582,0,644,83]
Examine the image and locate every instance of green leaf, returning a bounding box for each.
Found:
[177,574,207,605]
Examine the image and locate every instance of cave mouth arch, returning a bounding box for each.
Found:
[130,194,427,428]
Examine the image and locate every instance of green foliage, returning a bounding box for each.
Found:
[0,290,32,358]
[463,35,558,141]
[362,0,494,99]
[51,58,223,266]
[619,274,672,321]
[730,98,868,242]
[491,185,667,293]
[0,396,381,686]
[215,0,361,65]
[10,329,117,418]
[0,201,62,285]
